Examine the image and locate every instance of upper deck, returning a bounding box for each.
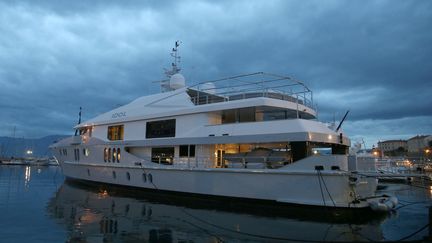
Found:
[77,72,316,128]
[186,72,315,110]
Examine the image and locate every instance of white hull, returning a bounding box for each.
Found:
[49,70,394,211]
[60,160,377,208]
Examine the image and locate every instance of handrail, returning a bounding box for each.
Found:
[136,155,291,169]
[187,72,314,110]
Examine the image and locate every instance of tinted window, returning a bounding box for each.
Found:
[179,145,196,157]
[146,119,176,138]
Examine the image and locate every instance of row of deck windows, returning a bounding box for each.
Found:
[104,148,121,163]
[63,148,89,161]
[107,119,176,141]
[221,107,313,124]
[59,149,68,156]
[151,145,195,164]
[105,107,314,142]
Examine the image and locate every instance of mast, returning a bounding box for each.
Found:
[164,40,181,78]
[160,41,185,92]
[74,107,82,136]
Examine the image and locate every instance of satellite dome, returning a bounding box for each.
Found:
[169,73,186,89]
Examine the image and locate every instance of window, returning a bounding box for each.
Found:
[107,125,124,141]
[113,171,116,179]
[222,109,236,123]
[146,119,176,138]
[104,148,108,162]
[79,126,93,137]
[142,173,147,182]
[179,145,196,157]
[117,148,121,162]
[238,107,255,122]
[108,148,111,162]
[112,149,117,162]
[74,149,80,161]
[83,148,90,157]
[151,147,174,164]
[221,108,255,123]
[126,172,131,181]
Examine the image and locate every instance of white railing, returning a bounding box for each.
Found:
[137,155,290,170]
[187,72,315,110]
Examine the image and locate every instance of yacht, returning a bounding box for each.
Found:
[50,43,397,210]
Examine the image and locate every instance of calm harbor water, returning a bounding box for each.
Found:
[0,165,431,242]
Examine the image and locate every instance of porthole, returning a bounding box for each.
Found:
[87,169,90,176]
[104,148,107,162]
[112,171,116,179]
[148,173,153,183]
[126,172,131,181]
[117,148,121,163]
[112,148,117,162]
[84,148,90,157]
[142,173,147,183]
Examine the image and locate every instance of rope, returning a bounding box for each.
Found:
[134,163,432,242]
[396,223,430,241]
[319,170,336,207]
[317,170,327,207]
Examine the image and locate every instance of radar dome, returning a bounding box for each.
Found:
[169,73,186,89]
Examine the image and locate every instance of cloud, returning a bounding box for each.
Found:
[344,116,432,148]
[0,0,430,145]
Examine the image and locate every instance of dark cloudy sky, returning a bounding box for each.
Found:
[0,0,431,147]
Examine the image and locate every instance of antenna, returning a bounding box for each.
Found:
[159,41,186,92]
[74,107,82,136]
[335,110,349,132]
[164,40,181,78]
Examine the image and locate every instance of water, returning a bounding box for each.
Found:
[0,165,431,242]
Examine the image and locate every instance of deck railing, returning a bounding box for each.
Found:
[187,72,315,110]
[137,155,291,169]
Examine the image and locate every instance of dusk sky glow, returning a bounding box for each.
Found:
[0,0,431,148]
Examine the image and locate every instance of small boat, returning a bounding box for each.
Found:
[50,42,396,211]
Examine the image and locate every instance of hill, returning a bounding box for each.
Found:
[0,135,68,158]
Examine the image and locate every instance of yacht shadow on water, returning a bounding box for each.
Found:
[47,179,393,242]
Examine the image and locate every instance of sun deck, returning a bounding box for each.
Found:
[186,72,315,110]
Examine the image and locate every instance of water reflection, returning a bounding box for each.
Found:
[24,166,31,188]
[47,180,390,242]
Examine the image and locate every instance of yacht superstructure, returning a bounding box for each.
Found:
[50,43,396,210]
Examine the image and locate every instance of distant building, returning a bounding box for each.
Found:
[407,135,432,155]
[378,140,407,152]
